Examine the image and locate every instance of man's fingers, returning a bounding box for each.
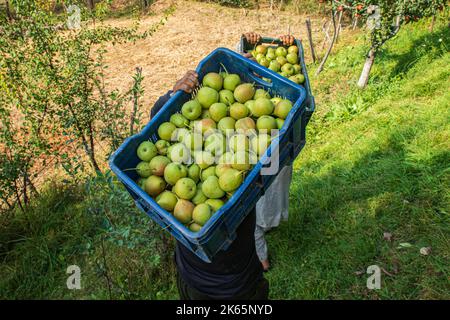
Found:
[185,72,198,83]
[279,35,295,46]
[186,70,198,78]
[184,77,197,88]
[255,34,261,44]
[184,71,197,79]
[286,35,294,45]
[179,83,192,93]
[173,70,199,93]
[289,35,295,45]
[245,32,260,45]
[173,82,191,93]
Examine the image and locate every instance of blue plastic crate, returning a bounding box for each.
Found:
[109,47,307,262]
[239,36,315,128]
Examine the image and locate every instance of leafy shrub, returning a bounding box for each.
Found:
[0,0,173,211]
[199,0,252,8]
[0,173,176,299]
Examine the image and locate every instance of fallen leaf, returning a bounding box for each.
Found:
[383,232,393,241]
[381,267,395,277]
[420,247,432,256]
[397,242,413,249]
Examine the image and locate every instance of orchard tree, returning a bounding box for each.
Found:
[0,0,173,210]
[354,0,446,88]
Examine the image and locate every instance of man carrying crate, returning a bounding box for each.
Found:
[150,32,295,299]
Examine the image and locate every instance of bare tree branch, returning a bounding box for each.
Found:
[316,10,338,76]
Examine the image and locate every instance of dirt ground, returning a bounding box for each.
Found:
[102,0,326,114]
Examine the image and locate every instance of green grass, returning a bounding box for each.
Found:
[0,17,448,300]
[0,176,179,299]
[266,18,450,299]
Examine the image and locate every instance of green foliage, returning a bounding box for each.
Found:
[0,0,173,210]
[200,0,252,8]
[332,0,447,51]
[0,173,176,299]
[0,2,448,300]
[1,16,447,300]
[264,19,449,299]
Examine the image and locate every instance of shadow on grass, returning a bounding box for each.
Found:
[267,125,449,298]
[377,25,449,80]
[295,125,447,242]
[0,180,177,299]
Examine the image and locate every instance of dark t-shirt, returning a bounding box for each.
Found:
[175,209,263,299]
[151,91,263,299]
[150,91,173,119]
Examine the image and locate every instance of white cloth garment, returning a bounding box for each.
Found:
[254,165,292,261]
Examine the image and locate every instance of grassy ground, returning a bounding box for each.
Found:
[0,12,448,299]
[266,19,449,299]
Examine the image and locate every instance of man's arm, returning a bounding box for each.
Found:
[150,70,199,119]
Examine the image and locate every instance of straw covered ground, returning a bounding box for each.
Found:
[102,0,325,113]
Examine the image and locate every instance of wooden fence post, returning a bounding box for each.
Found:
[306,18,317,63]
[335,10,343,43]
[87,0,95,11]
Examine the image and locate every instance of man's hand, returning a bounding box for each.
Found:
[279,35,295,46]
[173,70,199,94]
[243,32,261,45]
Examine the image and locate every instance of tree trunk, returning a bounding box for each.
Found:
[430,15,436,32]
[23,172,28,205]
[357,48,376,88]
[316,10,337,76]
[87,0,95,11]
[352,16,359,30]
[321,19,331,50]
[13,179,24,212]
[306,18,317,63]
[5,0,13,21]
[335,11,343,43]
[88,123,101,173]
[67,103,100,173]
[26,175,39,197]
